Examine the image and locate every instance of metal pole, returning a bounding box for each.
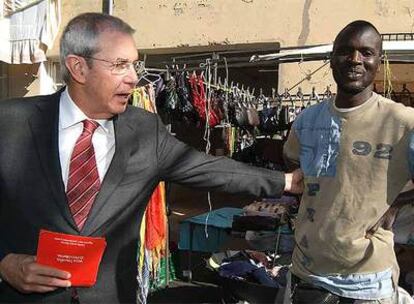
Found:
[103,0,113,15]
[108,0,113,15]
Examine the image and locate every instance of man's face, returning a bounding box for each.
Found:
[82,30,138,119]
[330,27,382,95]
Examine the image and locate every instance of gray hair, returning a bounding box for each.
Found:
[59,13,135,84]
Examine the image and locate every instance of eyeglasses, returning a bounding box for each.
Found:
[82,56,142,75]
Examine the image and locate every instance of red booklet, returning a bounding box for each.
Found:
[36,229,107,287]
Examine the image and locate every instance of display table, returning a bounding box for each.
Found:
[178,207,243,281]
[179,207,243,252]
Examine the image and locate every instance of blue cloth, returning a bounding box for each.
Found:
[178,207,243,252]
[293,101,341,177]
[219,261,281,288]
[219,260,258,278]
[308,268,393,300]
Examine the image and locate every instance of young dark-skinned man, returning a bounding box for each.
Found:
[284,20,414,304]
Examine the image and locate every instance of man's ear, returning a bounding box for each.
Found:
[378,54,384,73]
[379,49,386,67]
[65,55,88,84]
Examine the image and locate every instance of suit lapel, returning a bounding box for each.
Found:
[82,113,136,235]
[29,91,78,231]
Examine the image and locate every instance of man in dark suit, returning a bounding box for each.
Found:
[0,13,302,303]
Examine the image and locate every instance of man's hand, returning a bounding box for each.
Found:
[0,253,71,294]
[366,188,414,238]
[284,169,304,194]
[366,206,400,238]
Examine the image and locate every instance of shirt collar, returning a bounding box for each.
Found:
[59,87,113,134]
[330,92,379,118]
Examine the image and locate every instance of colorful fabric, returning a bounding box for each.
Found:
[284,93,414,299]
[188,72,220,127]
[145,184,167,251]
[132,87,168,304]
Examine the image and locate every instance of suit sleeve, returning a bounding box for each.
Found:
[155,117,286,198]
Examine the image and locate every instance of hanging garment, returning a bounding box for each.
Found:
[246,104,260,127]
[232,128,257,164]
[188,72,220,127]
[0,0,61,63]
[3,0,41,16]
[132,87,168,304]
[174,70,199,124]
[176,71,194,113]
[234,102,250,127]
[38,61,58,94]
[165,76,178,111]
[210,90,225,123]
[279,106,290,130]
[258,106,278,134]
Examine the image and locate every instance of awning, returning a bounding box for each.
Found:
[250,41,414,63]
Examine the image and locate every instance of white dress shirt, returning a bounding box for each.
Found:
[59,88,116,190]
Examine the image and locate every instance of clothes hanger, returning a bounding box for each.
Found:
[310,87,320,104]
[322,86,332,100]
[137,70,162,86]
[282,88,293,108]
[295,87,305,109]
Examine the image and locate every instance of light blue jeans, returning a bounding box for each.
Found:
[281,272,414,304]
[354,287,413,304]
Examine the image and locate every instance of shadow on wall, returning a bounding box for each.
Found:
[2,62,40,99]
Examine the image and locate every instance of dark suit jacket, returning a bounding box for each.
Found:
[0,90,285,303]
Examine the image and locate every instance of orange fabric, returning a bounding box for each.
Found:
[145,183,166,251]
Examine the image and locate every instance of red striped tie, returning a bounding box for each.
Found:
[66,120,100,230]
